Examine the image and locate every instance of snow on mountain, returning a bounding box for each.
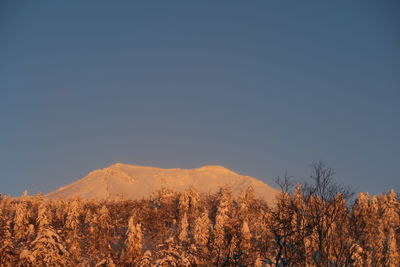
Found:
[46,163,278,202]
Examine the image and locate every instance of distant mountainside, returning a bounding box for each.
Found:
[46,163,278,202]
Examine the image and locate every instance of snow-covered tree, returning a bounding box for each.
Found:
[240,219,251,252]
[351,243,363,267]
[176,192,190,244]
[187,187,200,213]
[97,204,113,257]
[13,200,29,241]
[382,190,399,230]
[36,202,50,229]
[138,250,152,267]
[29,227,70,266]
[1,180,397,266]
[369,195,386,266]
[95,257,116,267]
[65,199,81,232]
[83,207,101,262]
[178,192,189,214]
[18,249,35,267]
[124,215,143,264]
[194,211,210,248]
[0,220,16,266]
[385,228,399,267]
[178,211,189,243]
[212,187,232,265]
[237,186,255,220]
[98,204,112,234]
[65,199,82,259]
[155,236,182,266]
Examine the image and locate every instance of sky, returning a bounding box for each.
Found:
[0,1,399,197]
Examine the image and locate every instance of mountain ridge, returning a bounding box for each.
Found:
[46,163,278,202]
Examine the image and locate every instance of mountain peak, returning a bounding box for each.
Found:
[194,165,234,173]
[109,162,126,168]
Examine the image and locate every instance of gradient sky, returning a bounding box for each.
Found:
[1,1,399,197]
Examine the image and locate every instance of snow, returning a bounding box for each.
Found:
[46,163,278,202]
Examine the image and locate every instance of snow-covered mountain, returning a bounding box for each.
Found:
[46,163,278,202]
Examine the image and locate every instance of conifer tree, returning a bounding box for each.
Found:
[194,211,210,254]
[369,195,386,266]
[95,257,116,267]
[65,199,81,232]
[178,212,189,243]
[36,202,50,229]
[155,236,181,266]
[124,215,143,264]
[240,219,251,252]
[383,190,399,230]
[1,179,398,266]
[97,204,113,257]
[138,250,152,267]
[385,228,399,267]
[350,243,364,267]
[187,187,200,214]
[13,200,29,241]
[65,199,82,260]
[30,227,70,266]
[213,187,232,265]
[0,220,16,266]
[178,192,189,214]
[83,207,100,262]
[177,192,190,244]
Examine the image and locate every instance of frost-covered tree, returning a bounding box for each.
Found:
[240,220,251,253]
[154,233,193,266]
[82,207,101,262]
[237,186,254,220]
[29,227,70,266]
[65,199,81,232]
[0,177,398,266]
[186,187,201,226]
[138,250,152,267]
[368,195,386,266]
[178,211,189,243]
[176,192,190,244]
[124,215,143,264]
[351,243,363,267]
[95,257,116,267]
[18,249,35,267]
[212,187,232,265]
[97,204,113,257]
[0,220,16,266]
[352,192,373,265]
[98,205,112,233]
[13,200,29,241]
[65,199,82,259]
[382,190,399,230]
[155,236,182,266]
[53,199,68,227]
[178,192,189,214]
[187,187,200,212]
[194,211,210,253]
[385,228,399,267]
[36,202,50,229]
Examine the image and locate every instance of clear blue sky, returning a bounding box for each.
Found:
[1,1,399,196]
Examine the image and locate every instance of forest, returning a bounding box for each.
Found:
[0,163,399,266]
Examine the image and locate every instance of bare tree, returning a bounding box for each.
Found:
[303,161,354,266]
[270,161,355,266]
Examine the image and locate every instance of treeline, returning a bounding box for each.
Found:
[0,164,399,266]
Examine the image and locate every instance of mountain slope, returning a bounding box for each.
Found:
[46,163,278,202]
